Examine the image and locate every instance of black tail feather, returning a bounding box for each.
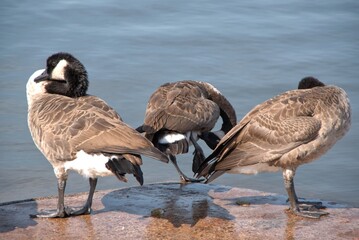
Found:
[106,157,144,185]
[199,132,221,150]
[168,138,189,155]
[194,151,218,179]
[192,149,206,173]
[106,160,128,182]
[154,138,189,156]
[132,164,144,185]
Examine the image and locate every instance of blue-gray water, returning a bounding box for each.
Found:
[0,0,358,207]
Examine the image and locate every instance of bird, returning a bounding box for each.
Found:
[26,52,168,218]
[136,80,237,183]
[195,77,351,218]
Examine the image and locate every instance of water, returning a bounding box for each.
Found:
[0,0,358,207]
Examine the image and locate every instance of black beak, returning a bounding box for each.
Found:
[34,70,49,83]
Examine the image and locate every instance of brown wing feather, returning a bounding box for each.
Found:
[197,88,323,176]
[143,81,220,133]
[214,115,321,170]
[29,94,168,163]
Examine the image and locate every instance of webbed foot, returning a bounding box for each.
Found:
[180,175,205,183]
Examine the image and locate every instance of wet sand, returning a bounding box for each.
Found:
[0,183,358,240]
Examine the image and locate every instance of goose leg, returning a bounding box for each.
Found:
[169,154,203,183]
[31,177,69,218]
[31,177,98,218]
[283,169,328,219]
[69,178,98,216]
[190,134,206,173]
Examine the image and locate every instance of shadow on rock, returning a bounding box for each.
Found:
[0,199,38,233]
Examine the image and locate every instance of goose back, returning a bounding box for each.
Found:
[198,85,351,179]
[142,80,237,140]
[28,93,168,165]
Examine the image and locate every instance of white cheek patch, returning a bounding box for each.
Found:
[159,133,186,144]
[52,59,68,80]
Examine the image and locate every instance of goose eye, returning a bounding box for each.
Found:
[47,61,57,69]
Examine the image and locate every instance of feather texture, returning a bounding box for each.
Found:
[197,84,351,181]
[137,80,237,181]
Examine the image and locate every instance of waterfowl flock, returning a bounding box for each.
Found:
[27,52,351,219]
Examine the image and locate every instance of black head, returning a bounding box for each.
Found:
[35,52,89,97]
[298,76,325,89]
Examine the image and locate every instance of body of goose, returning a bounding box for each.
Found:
[137,80,237,182]
[26,52,168,218]
[196,77,351,218]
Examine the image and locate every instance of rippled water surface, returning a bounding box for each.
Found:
[0,0,358,207]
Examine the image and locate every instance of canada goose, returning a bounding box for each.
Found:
[196,77,351,218]
[26,52,168,218]
[137,80,237,183]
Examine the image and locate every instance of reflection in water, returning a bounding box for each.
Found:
[100,183,238,238]
[147,184,213,227]
[50,218,70,238]
[145,185,238,239]
[150,184,213,227]
[191,198,209,226]
[284,211,318,240]
[101,183,234,225]
[49,215,96,239]
[285,212,300,240]
[145,215,238,240]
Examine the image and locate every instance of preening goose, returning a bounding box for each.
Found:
[27,52,168,218]
[196,77,351,218]
[137,80,237,182]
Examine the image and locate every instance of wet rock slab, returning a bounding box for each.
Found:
[0,183,358,239]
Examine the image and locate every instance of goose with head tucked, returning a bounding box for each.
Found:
[26,52,168,218]
[196,77,351,218]
[137,80,237,183]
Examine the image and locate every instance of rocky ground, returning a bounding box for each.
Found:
[0,183,358,240]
